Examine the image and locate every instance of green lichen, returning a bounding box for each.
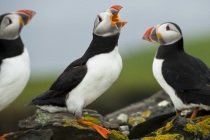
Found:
[165,119,173,131]
[62,116,102,130]
[62,119,85,129]
[156,127,163,135]
[109,130,129,140]
[184,123,197,135]
[144,119,183,139]
[142,115,210,139]
[138,117,146,123]
[141,134,184,140]
[184,115,210,137]
[84,116,101,125]
[155,119,174,135]
[128,116,146,126]
[128,110,152,127]
[35,109,50,125]
[141,110,152,118]
[197,115,210,137]
[128,116,135,126]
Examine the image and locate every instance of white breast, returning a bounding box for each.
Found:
[0,48,30,111]
[66,47,122,114]
[153,58,188,110]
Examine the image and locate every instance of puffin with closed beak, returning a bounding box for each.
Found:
[0,10,35,112]
[143,22,210,119]
[28,5,127,139]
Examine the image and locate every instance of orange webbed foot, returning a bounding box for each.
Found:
[77,118,111,139]
[176,111,181,116]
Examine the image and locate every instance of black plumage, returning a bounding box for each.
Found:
[0,37,24,61]
[158,39,210,106]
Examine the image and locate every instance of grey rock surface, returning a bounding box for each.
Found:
[2,90,210,140]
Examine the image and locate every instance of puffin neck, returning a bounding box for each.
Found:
[156,38,184,59]
[83,33,120,58]
[0,37,24,60]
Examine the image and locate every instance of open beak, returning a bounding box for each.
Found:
[143,25,161,44]
[14,10,36,25]
[107,5,127,29]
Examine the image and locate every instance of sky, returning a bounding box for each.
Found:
[1,1,210,76]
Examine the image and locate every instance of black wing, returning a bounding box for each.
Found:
[162,53,210,105]
[28,58,87,106]
[49,59,87,92]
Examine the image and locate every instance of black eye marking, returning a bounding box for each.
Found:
[98,16,102,23]
[166,25,170,30]
[8,18,12,25]
[9,19,12,24]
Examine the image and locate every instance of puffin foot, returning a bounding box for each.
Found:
[77,118,111,139]
[0,136,6,140]
[0,132,14,140]
[190,107,199,119]
[176,111,181,116]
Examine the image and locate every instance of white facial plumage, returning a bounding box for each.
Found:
[0,14,22,40]
[93,6,127,37]
[157,23,182,45]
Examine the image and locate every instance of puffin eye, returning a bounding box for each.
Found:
[8,18,12,24]
[5,18,12,26]
[166,25,170,30]
[98,16,102,23]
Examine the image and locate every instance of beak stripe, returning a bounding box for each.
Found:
[18,13,29,25]
[15,10,36,25]
[142,26,154,42]
[150,28,158,42]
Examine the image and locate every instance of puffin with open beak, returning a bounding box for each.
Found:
[28,5,127,139]
[143,22,210,119]
[0,10,35,112]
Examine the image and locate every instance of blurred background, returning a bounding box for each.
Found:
[0,0,210,134]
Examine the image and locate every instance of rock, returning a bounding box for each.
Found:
[105,90,177,139]
[0,129,53,140]
[117,90,210,140]
[105,90,173,125]
[2,90,210,140]
[17,109,128,140]
[141,115,210,140]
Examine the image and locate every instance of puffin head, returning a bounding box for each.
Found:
[0,10,36,40]
[93,5,127,37]
[143,22,182,45]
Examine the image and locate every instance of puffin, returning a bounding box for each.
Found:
[28,5,127,139]
[143,22,210,119]
[0,10,35,112]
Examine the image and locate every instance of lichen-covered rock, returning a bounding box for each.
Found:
[17,109,128,140]
[105,91,174,127]
[106,90,176,139]
[141,115,210,140]
[2,90,210,140]
[106,90,210,139]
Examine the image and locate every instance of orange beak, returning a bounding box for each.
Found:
[15,10,36,25]
[108,5,127,29]
[143,26,155,42]
[142,25,161,44]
